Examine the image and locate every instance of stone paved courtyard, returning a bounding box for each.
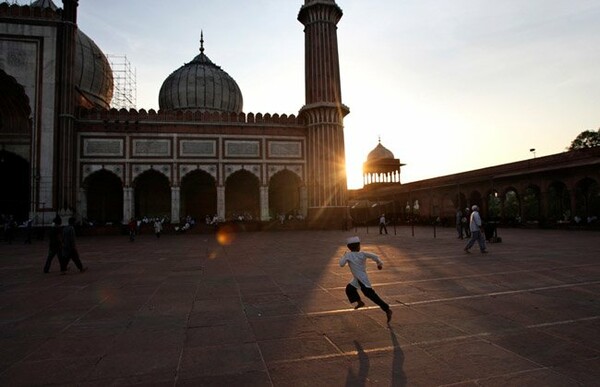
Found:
[0,226,599,386]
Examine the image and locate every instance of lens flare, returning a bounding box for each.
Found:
[216,224,236,246]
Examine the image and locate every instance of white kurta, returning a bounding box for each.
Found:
[339,251,383,289]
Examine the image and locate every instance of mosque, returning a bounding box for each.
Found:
[2,0,598,231]
[0,0,350,228]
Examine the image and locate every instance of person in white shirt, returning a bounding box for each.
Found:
[340,236,393,323]
[464,205,488,253]
[379,214,388,234]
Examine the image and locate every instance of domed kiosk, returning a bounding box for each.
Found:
[159,34,243,113]
[363,139,404,186]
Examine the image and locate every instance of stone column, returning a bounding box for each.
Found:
[78,188,87,220]
[300,186,308,218]
[260,186,269,221]
[171,186,180,224]
[217,185,225,220]
[123,187,133,223]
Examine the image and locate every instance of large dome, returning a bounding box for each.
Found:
[158,37,243,113]
[74,31,114,110]
[32,0,113,109]
[367,142,395,161]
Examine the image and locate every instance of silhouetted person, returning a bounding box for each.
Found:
[456,208,464,239]
[128,218,136,241]
[61,217,86,273]
[379,214,388,235]
[154,219,162,238]
[43,217,62,273]
[24,218,33,244]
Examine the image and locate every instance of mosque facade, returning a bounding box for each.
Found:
[0,0,349,228]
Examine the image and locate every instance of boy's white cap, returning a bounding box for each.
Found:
[347,236,360,244]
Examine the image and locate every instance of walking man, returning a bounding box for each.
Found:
[61,217,87,273]
[43,217,62,273]
[153,218,163,238]
[379,214,388,235]
[464,205,488,254]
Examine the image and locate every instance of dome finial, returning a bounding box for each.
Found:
[378,135,381,144]
[200,31,205,54]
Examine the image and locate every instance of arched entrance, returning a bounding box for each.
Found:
[469,191,483,210]
[269,170,301,218]
[523,185,541,221]
[0,151,30,221]
[85,170,123,224]
[134,170,170,218]
[503,189,520,224]
[575,178,600,220]
[547,181,570,222]
[180,170,217,220]
[1,70,32,222]
[487,190,501,220]
[0,69,31,136]
[225,170,260,220]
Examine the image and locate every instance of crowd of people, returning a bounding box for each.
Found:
[276,211,305,225]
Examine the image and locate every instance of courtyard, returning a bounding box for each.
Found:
[0,226,599,386]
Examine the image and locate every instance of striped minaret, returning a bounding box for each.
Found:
[298,0,350,228]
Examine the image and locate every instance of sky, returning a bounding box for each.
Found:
[69,0,600,188]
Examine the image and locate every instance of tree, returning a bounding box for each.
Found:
[568,128,600,150]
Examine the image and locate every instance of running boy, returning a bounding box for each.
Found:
[340,236,392,323]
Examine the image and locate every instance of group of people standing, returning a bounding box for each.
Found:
[43,216,87,274]
[128,217,164,241]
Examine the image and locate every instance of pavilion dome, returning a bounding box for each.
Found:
[367,141,395,161]
[158,35,243,113]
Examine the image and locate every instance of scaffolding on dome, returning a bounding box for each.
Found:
[107,54,137,110]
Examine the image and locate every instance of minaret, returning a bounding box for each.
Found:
[298,0,350,228]
[56,0,78,215]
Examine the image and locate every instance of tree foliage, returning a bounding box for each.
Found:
[568,128,600,150]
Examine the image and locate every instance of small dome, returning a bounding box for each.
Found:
[158,35,243,113]
[367,142,395,161]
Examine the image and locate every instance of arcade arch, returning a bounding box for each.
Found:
[469,191,483,210]
[180,170,217,220]
[0,150,30,221]
[0,71,32,222]
[0,69,31,136]
[134,170,170,218]
[503,189,520,222]
[522,185,541,221]
[547,181,570,222]
[268,169,302,218]
[84,169,123,224]
[575,178,600,219]
[487,189,501,220]
[225,170,260,220]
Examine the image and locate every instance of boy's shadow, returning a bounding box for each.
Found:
[390,328,407,386]
[345,330,406,387]
[345,341,370,387]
